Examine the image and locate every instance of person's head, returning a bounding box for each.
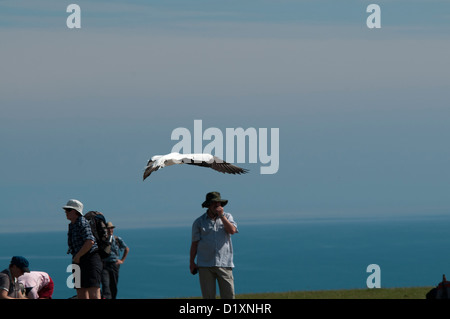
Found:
[9,256,30,278]
[106,222,115,236]
[62,199,84,222]
[202,192,228,215]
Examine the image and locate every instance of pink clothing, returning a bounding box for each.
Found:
[18,271,52,299]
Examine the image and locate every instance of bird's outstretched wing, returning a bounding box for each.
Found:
[185,155,249,175]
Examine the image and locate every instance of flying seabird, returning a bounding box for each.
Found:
[143,152,249,181]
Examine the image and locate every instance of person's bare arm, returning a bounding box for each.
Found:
[190,241,199,274]
[73,239,94,264]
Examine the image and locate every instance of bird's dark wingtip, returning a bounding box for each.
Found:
[143,168,151,181]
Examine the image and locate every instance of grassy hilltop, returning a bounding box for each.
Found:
[232,287,433,299]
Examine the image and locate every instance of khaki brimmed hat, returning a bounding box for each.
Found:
[106,222,115,229]
[202,191,228,208]
[62,199,84,215]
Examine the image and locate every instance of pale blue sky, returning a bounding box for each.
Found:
[1,1,450,232]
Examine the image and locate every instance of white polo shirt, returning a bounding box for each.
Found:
[192,212,238,268]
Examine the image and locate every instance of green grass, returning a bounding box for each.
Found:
[234,287,433,299]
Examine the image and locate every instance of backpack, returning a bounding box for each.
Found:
[84,211,111,259]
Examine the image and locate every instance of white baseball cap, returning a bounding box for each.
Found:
[62,199,84,215]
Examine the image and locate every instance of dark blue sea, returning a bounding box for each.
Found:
[1,214,450,299]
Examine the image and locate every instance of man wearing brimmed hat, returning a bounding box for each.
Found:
[0,256,30,299]
[62,199,102,299]
[190,191,238,299]
[101,221,130,299]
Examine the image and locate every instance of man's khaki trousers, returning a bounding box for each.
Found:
[198,267,235,299]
